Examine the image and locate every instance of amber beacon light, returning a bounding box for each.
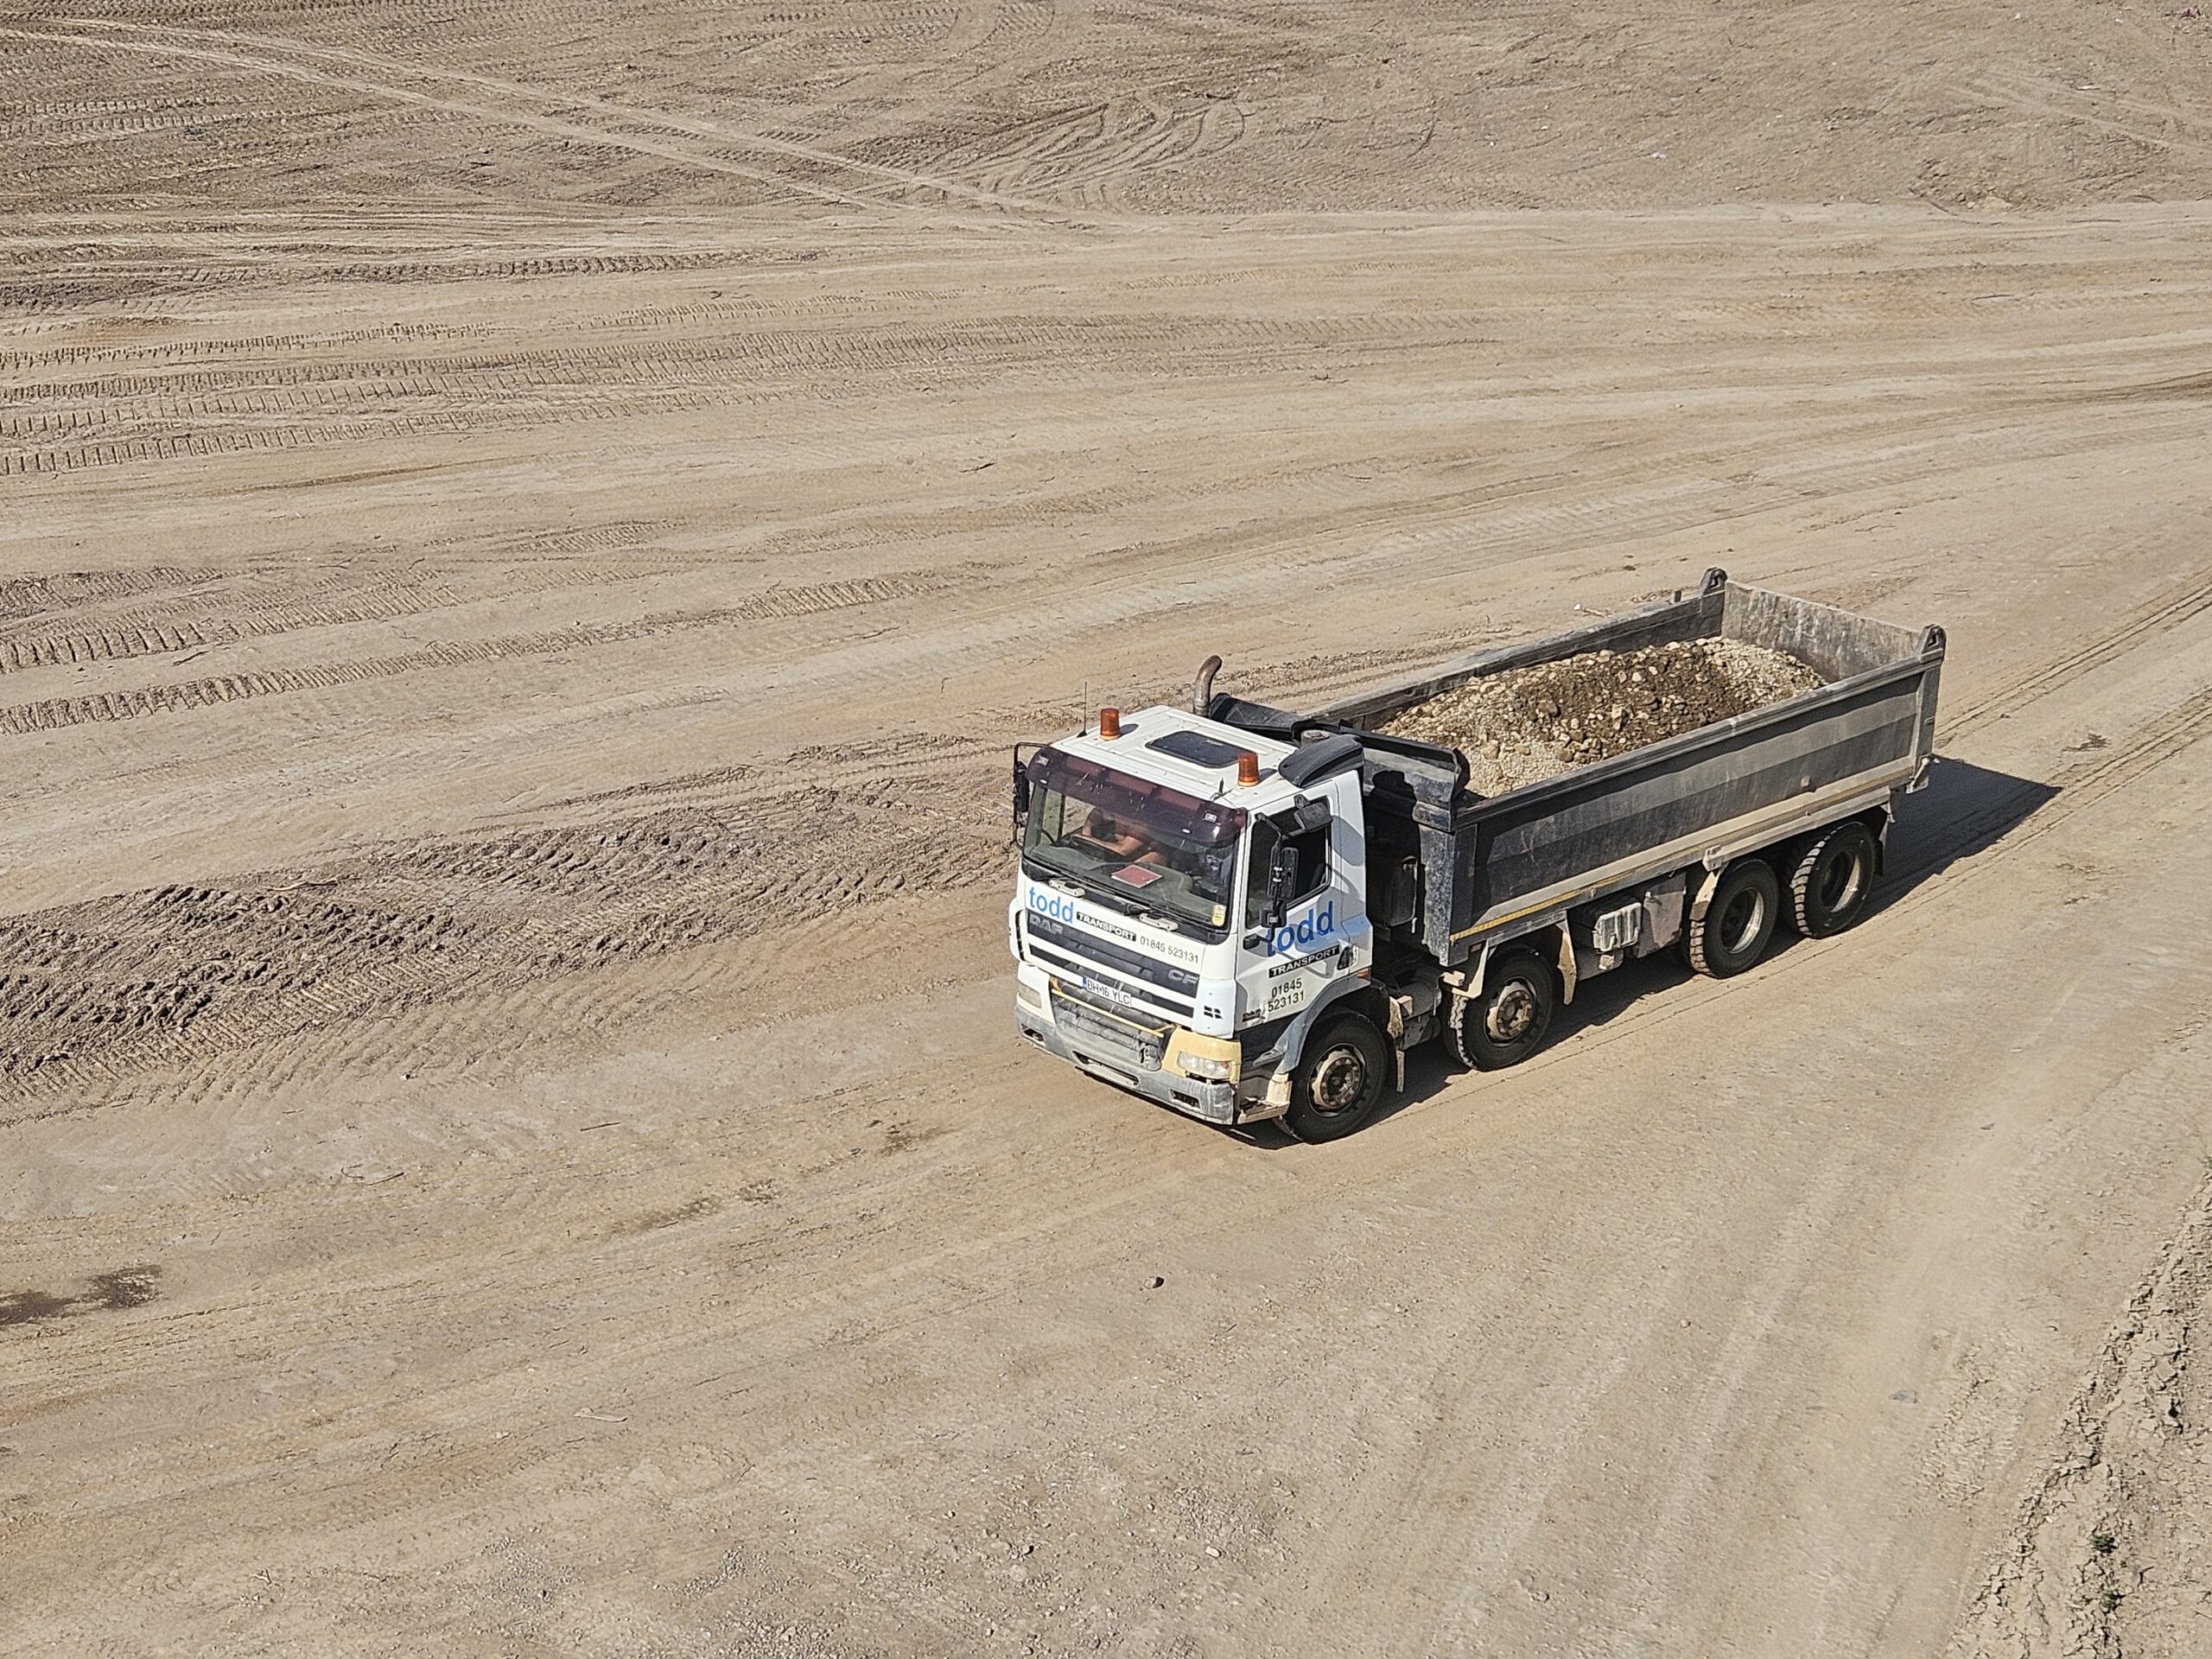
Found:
[1097,707,1122,739]
[1235,751,1261,785]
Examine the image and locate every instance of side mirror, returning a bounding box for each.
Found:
[1262,837,1299,929]
[1011,748,1033,833]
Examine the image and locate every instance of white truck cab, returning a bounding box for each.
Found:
[1010,704,1379,1135]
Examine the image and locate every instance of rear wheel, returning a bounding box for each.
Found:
[1788,821,1878,938]
[1452,945,1556,1070]
[1282,1014,1389,1143]
[1687,858,1780,977]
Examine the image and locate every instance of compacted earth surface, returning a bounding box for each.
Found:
[1379,637,1823,793]
[4,3,2212,1656]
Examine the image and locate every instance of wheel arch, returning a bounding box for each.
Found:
[1274,977,1390,1075]
[1455,919,1573,1004]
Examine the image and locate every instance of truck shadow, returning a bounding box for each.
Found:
[1866,754,2063,906]
[1246,755,2059,1144]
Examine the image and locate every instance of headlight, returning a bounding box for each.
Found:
[1015,980,1046,1012]
[1179,1053,1234,1081]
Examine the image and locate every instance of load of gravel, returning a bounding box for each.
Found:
[1376,636,1823,796]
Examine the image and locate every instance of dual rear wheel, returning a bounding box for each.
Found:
[1684,819,1878,978]
[1685,856,1780,976]
[1789,819,1878,938]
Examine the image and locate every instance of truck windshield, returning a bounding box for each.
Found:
[1023,747,1247,934]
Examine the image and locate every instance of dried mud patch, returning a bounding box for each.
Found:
[1377,638,1821,796]
[0,1263,162,1328]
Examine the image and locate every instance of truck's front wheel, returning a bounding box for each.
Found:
[1283,1014,1389,1143]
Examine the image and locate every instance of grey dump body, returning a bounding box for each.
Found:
[1212,569,1944,969]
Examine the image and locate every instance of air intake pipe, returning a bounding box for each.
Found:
[1191,654,1222,715]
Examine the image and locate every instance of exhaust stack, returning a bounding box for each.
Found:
[1191,654,1223,715]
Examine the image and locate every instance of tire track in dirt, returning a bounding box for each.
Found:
[515,730,1009,821]
[1960,67,2212,166]
[0,312,1461,476]
[0,314,1479,404]
[18,1081,1208,1630]
[1942,560,2212,742]
[926,95,1242,212]
[0,583,456,675]
[0,564,224,621]
[0,320,499,373]
[0,22,880,215]
[0,547,703,674]
[0,250,732,314]
[0,400,699,478]
[0,760,1009,1110]
[0,569,975,734]
[1977,679,2212,858]
[3,17,1078,221]
[1067,400,2202,624]
[503,631,1497,835]
[402,413,2194,765]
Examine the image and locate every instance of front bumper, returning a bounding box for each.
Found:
[1011,953,1289,1127]
[1015,1003,1251,1124]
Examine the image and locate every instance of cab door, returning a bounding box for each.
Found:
[1231,773,1370,1043]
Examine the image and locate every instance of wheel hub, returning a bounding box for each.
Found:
[1819,847,1864,910]
[1311,1045,1368,1116]
[1722,888,1765,951]
[1486,978,1536,1042]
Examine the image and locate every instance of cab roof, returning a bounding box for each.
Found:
[1048,705,1308,810]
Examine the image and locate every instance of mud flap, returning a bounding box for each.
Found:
[1688,866,1725,925]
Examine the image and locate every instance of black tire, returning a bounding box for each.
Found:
[1282,1014,1389,1143]
[1452,945,1556,1070]
[1788,821,1877,938]
[1686,858,1780,977]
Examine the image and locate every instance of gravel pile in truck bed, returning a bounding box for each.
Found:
[1376,637,1824,796]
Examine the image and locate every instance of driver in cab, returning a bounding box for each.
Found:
[1078,807,1151,861]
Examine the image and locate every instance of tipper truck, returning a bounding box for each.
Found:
[1008,570,1944,1141]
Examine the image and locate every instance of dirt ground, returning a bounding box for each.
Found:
[4,3,2212,1656]
[1378,638,1823,793]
